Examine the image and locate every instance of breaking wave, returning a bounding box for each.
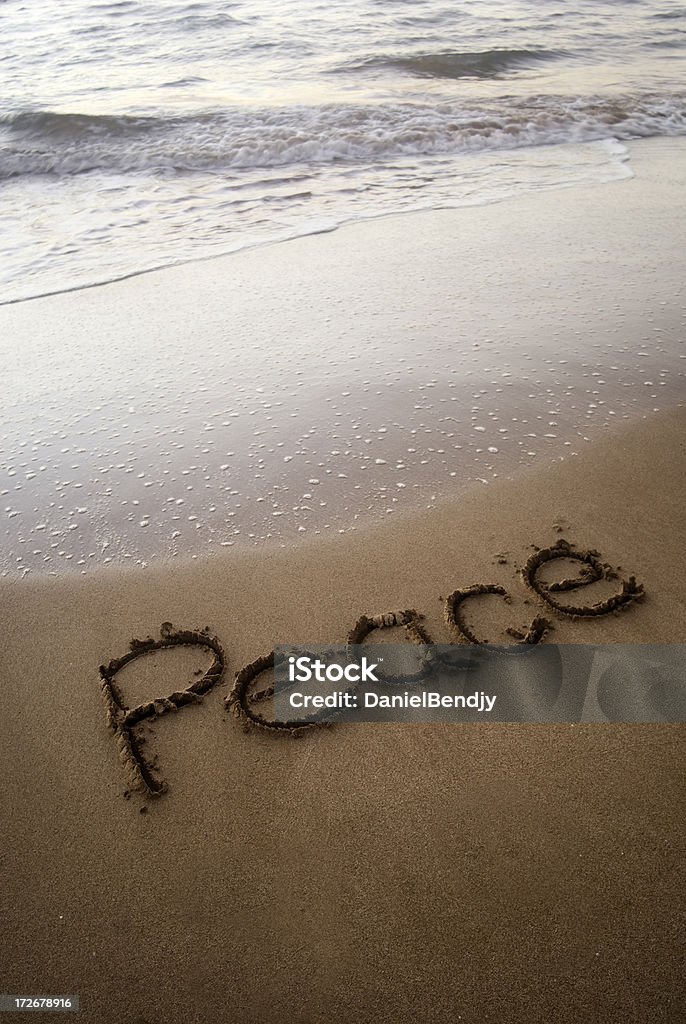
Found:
[1,92,685,180]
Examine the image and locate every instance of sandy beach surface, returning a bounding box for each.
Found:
[1,138,685,1023]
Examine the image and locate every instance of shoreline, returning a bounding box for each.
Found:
[0,137,633,310]
[2,136,685,576]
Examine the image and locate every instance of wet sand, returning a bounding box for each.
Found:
[1,137,685,574]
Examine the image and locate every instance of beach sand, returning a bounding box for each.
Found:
[1,140,685,1023]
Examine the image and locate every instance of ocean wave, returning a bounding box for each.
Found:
[338,48,569,80]
[648,8,686,19]
[1,93,685,180]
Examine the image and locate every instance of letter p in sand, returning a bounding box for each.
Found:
[99,622,225,798]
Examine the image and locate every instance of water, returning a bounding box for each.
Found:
[2,0,686,303]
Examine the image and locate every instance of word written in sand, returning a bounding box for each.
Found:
[99,539,644,798]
